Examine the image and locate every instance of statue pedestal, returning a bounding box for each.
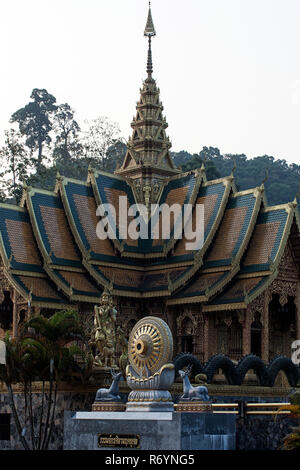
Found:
[175,402,213,413]
[125,401,174,412]
[92,402,126,412]
[63,411,236,450]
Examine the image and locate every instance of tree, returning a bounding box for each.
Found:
[0,310,92,450]
[173,147,300,205]
[181,151,221,180]
[0,129,32,203]
[103,140,127,173]
[11,89,57,170]
[83,116,121,169]
[172,150,193,167]
[52,103,82,162]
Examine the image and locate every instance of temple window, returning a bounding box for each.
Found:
[228,317,243,361]
[0,291,13,331]
[217,322,228,355]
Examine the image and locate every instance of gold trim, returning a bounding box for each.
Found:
[263,203,292,213]
[9,270,46,279]
[89,170,123,253]
[203,302,247,312]
[3,269,71,309]
[163,171,204,255]
[58,177,96,258]
[167,295,206,306]
[237,271,273,279]
[168,186,262,304]
[25,185,102,304]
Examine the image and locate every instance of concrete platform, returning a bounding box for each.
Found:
[63,411,236,450]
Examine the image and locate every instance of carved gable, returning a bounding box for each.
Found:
[277,240,299,282]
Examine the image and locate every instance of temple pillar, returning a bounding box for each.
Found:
[261,291,271,362]
[295,284,300,342]
[34,307,41,317]
[12,289,18,339]
[242,308,251,356]
[166,308,177,355]
[203,313,209,363]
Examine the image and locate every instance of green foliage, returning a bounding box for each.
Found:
[82,116,122,170]
[0,310,92,450]
[173,146,300,205]
[279,399,300,450]
[11,89,57,168]
[0,129,32,203]
[179,151,221,180]
[52,103,82,162]
[24,309,83,345]
[283,430,300,450]
[291,390,300,407]
[2,89,300,206]
[2,310,87,385]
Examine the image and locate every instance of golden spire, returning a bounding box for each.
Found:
[144,2,156,77]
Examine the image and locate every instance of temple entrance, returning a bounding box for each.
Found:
[181,335,193,353]
[0,291,13,331]
[179,316,194,354]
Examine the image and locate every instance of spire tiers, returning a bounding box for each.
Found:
[116,3,179,201]
[147,36,153,77]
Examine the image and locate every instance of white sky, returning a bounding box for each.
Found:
[1,0,300,163]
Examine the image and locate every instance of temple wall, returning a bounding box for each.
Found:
[236,415,298,450]
[0,390,95,450]
[0,388,295,450]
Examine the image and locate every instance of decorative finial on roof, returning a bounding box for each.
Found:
[261,168,269,186]
[144,2,156,37]
[200,155,207,172]
[144,2,156,77]
[293,179,300,204]
[231,159,237,176]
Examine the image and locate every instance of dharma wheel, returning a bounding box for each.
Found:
[128,316,173,377]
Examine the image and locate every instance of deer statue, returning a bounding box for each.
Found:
[94,369,123,402]
[179,365,210,402]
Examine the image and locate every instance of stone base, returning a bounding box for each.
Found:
[92,402,126,412]
[175,402,213,413]
[125,401,174,412]
[63,411,236,450]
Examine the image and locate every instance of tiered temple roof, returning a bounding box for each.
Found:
[1,3,300,311]
[0,166,299,309]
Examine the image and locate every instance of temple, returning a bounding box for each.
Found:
[1,3,300,366]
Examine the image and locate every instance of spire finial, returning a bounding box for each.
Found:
[144,2,156,77]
